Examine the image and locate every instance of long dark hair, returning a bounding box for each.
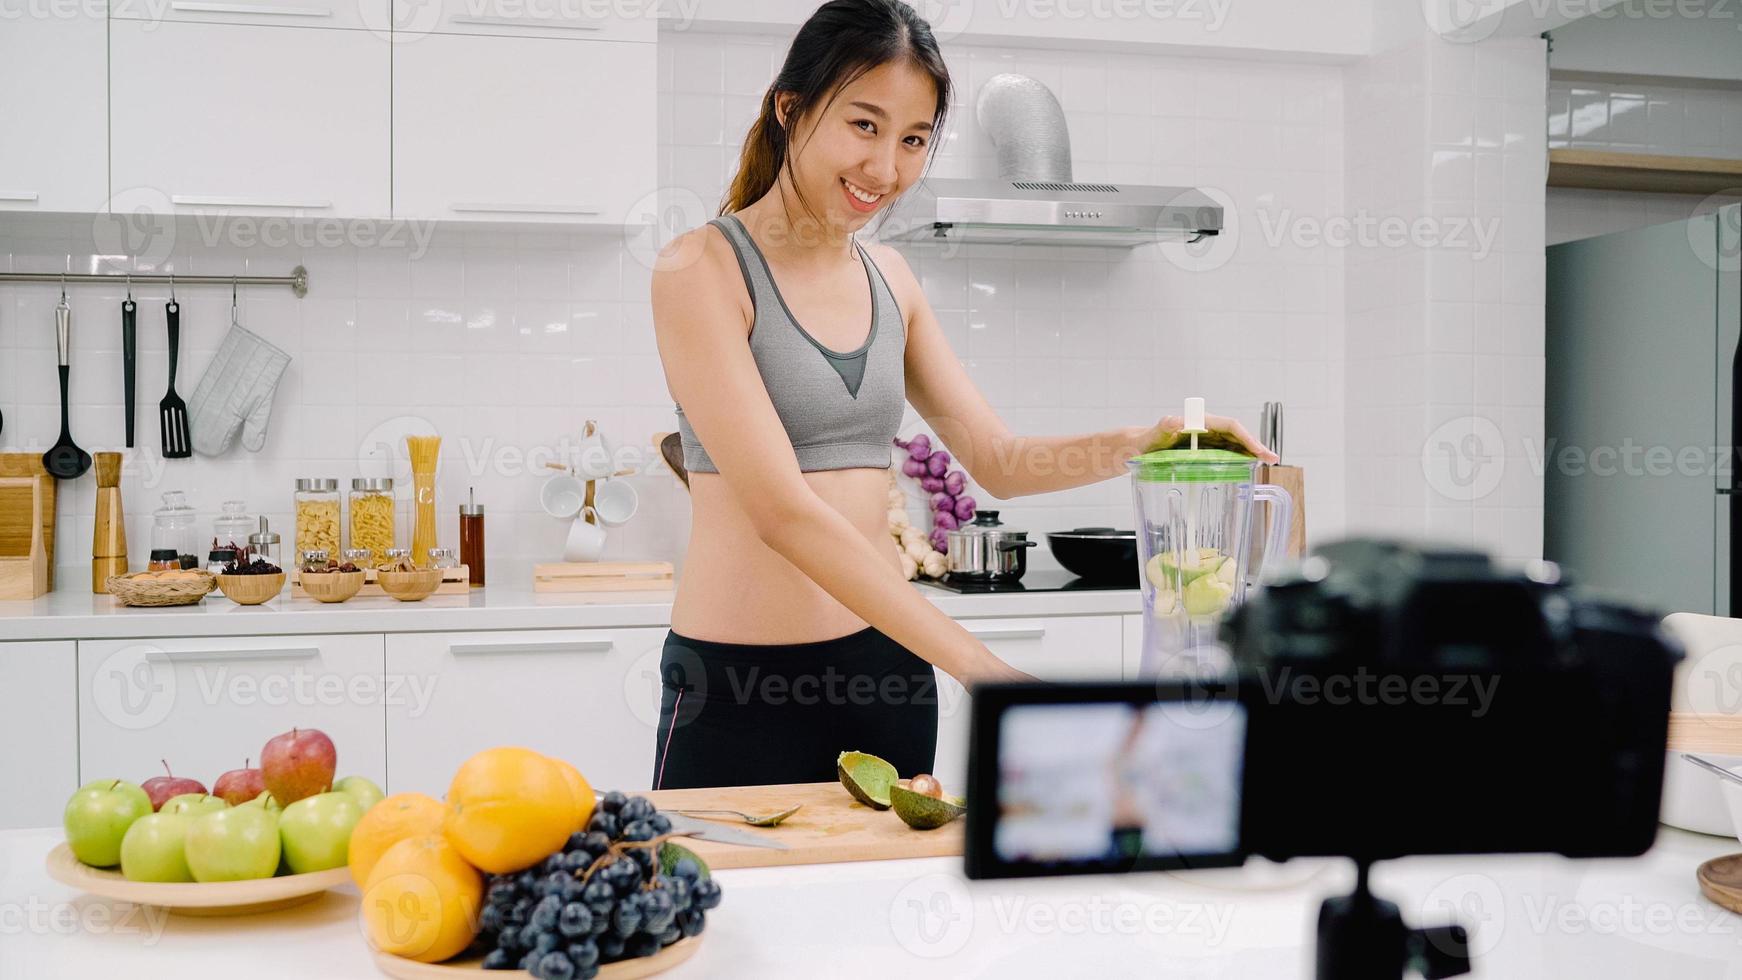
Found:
[720,0,951,219]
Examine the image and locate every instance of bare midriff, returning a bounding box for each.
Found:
[670,467,904,644]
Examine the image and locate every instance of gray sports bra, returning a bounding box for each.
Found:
[674,213,906,474]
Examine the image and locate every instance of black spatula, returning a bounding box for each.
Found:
[43,290,91,480]
[160,299,191,459]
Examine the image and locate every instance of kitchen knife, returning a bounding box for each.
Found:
[663,814,790,850]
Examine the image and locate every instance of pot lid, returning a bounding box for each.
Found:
[1129,448,1258,484]
[951,510,1026,535]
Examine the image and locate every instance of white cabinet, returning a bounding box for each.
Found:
[110,20,390,218]
[932,616,1124,792]
[77,634,388,792]
[109,0,391,32]
[1123,614,1144,679]
[0,16,108,212]
[0,643,79,830]
[392,0,655,42]
[391,34,654,224]
[385,628,667,798]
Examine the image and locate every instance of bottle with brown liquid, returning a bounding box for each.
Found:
[459,487,485,587]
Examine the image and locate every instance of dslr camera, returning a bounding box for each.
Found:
[965,539,1683,980]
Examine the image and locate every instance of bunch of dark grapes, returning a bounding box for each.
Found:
[472,790,723,978]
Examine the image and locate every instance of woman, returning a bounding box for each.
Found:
[650,0,1275,790]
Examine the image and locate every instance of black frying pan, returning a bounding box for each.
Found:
[1045,528,1138,585]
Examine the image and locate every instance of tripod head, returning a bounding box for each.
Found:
[1317,858,1471,980]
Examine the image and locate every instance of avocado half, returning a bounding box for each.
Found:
[889,783,967,830]
[837,751,898,810]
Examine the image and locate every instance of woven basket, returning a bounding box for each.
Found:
[215,571,286,606]
[300,570,364,603]
[377,567,442,602]
[106,570,216,607]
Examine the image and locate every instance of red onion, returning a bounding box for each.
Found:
[930,492,954,513]
[926,451,951,477]
[934,511,959,531]
[929,528,951,553]
[919,475,944,493]
[943,471,965,496]
[902,457,926,478]
[907,434,932,460]
[953,496,977,521]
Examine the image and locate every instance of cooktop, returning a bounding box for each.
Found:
[920,569,1139,594]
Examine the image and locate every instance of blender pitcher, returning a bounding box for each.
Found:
[1128,414,1293,677]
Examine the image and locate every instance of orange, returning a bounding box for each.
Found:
[443,747,572,874]
[348,792,451,887]
[359,835,482,964]
[546,755,596,834]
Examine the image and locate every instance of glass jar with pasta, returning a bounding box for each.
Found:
[294,478,341,562]
[348,478,396,567]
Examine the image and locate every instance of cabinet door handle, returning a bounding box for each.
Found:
[170,195,333,209]
[0,191,39,202]
[449,639,616,656]
[169,2,333,15]
[448,15,602,30]
[153,646,321,663]
[964,626,1047,641]
[450,202,601,216]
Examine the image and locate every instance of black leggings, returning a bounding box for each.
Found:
[651,626,939,790]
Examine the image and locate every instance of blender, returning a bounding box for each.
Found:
[1129,398,1293,677]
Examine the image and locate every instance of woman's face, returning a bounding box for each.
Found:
[777,59,941,235]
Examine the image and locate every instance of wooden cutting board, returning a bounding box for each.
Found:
[0,454,55,591]
[643,781,962,870]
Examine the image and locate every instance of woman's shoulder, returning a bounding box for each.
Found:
[651,221,749,308]
[859,239,920,310]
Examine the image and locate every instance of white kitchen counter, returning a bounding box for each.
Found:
[0,575,1141,642]
[1,826,1737,979]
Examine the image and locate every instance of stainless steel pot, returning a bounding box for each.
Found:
[945,510,1036,582]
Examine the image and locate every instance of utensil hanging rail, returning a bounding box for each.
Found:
[0,266,309,298]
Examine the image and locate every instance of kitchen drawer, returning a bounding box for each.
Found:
[0,15,107,212]
[109,0,391,33]
[78,634,387,793]
[932,615,1124,792]
[0,643,78,830]
[391,33,654,224]
[110,20,391,219]
[392,0,655,42]
[385,628,666,798]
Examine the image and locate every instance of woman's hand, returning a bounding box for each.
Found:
[953,655,1038,689]
[1141,413,1279,464]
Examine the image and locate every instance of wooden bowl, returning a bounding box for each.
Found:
[301,569,364,603]
[215,570,286,605]
[107,569,216,606]
[372,934,700,978]
[377,567,442,602]
[44,842,351,916]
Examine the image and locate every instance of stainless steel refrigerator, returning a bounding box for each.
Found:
[1546,204,1741,616]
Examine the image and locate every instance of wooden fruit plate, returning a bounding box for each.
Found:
[45,842,352,916]
[1697,853,1742,916]
[372,936,700,978]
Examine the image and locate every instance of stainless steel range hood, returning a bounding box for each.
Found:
[880,73,1222,248]
[881,177,1222,247]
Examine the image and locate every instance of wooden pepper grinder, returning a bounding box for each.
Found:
[92,452,128,592]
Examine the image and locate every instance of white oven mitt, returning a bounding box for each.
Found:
[188,324,291,456]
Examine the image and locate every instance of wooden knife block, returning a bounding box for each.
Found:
[0,476,50,600]
[92,452,127,593]
[0,454,55,591]
[1257,463,1306,559]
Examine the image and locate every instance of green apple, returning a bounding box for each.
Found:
[63,780,153,867]
[119,812,195,882]
[278,792,365,874]
[185,806,281,882]
[332,775,384,813]
[240,791,281,811]
[163,793,229,817]
[1182,573,1234,617]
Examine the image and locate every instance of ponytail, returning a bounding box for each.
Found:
[721,92,788,216]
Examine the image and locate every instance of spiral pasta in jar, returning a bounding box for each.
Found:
[294,478,341,562]
[349,478,396,566]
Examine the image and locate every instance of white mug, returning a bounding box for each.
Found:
[563,508,608,562]
[574,427,614,481]
[592,479,639,527]
[540,471,586,519]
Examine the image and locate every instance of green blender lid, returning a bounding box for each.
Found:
[1130,447,1259,483]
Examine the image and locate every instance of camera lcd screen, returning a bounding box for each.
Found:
[967,683,1249,879]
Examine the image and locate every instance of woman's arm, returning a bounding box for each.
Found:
[876,247,1276,499]
[652,227,1029,686]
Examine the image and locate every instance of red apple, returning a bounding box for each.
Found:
[212,759,267,807]
[259,728,336,806]
[141,760,208,811]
